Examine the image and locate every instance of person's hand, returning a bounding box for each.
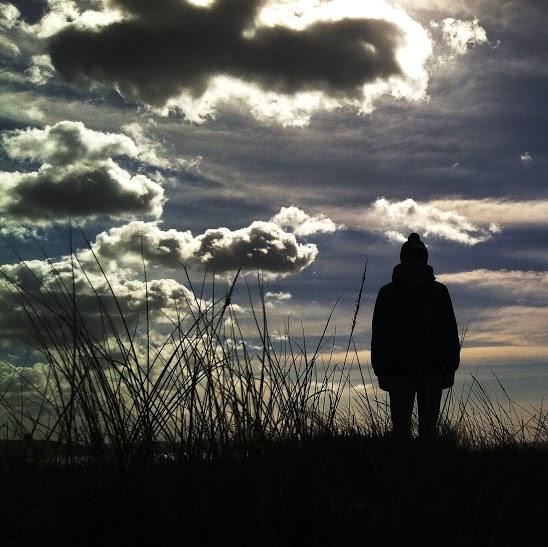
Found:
[378,376,393,392]
[441,371,455,389]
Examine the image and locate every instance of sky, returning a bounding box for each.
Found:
[0,0,546,410]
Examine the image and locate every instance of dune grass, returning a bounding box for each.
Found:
[0,243,546,545]
[0,245,381,464]
[0,243,546,462]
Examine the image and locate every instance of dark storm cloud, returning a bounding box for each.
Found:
[2,165,164,219]
[0,121,164,223]
[48,0,404,106]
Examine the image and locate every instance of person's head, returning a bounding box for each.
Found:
[400,233,428,271]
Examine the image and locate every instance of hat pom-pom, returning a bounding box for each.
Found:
[408,232,421,242]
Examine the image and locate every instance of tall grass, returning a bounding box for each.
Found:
[0,244,546,470]
[0,243,379,466]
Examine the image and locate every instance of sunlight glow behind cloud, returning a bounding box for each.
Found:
[39,0,434,125]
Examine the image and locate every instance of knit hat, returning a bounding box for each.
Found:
[400,233,428,262]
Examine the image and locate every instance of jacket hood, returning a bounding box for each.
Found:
[392,263,435,285]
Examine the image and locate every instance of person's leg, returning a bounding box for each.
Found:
[389,376,416,440]
[416,371,443,440]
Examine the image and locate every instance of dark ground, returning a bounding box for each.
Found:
[1,436,547,546]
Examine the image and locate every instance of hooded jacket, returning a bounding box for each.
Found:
[371,263,460,378]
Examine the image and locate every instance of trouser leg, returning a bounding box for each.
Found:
[389,376,416,439]
[417,371,442,440]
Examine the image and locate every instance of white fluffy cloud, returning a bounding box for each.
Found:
[0,7,21,58]
[90,207,341,276]
[362,198,496,244]
[271,206,341,236]
[0,3,20,29]
[0,121,165,226]
[332,198,548,243]
[3,120,139,164]
[91,221,199,267]
[440,17,488,55]
[265,291,291,301]
[193,222,318,275]
[91,214,335,277]
[0,200,337,348]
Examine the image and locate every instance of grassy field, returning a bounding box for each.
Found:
[0,253,546,546]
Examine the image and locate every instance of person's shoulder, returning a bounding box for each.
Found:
[431,280,451,295]
[375,282,395,301]
[378,281,397,293]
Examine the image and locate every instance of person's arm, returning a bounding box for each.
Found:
[441,285,460,374]
[371,287,389,380]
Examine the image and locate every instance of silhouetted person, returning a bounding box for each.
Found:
[371,233,460,440]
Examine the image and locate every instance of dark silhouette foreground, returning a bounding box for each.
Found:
[371,233,460,440]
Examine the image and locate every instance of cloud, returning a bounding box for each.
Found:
[48,0,401,101]
[265,291,291,301]
[0,3,23,58]
[264,290,292,309]
[0,3,21,29]
[45,0,433,124]
[121,122,203,171]
[437,269,548,306]
[195,221,318,275]
[0,166,164,222]
[271,206,342,236]
[0,3,22,56]
[332,198,548,242]
[0,33,21,58]
[18,0,123,38]
[0,121,165,225]
[520,151,533,163]
[462,305,548,349]
[0,254,200,348]
[91,221,199,267]
[435,269,548,355]
[3,120,139,164]
[91,214,324,277]
[425,199,548,228]
[6,0,50,26]
[440,18,488,55]
[25,54,56,85]
[362,198,496,244]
